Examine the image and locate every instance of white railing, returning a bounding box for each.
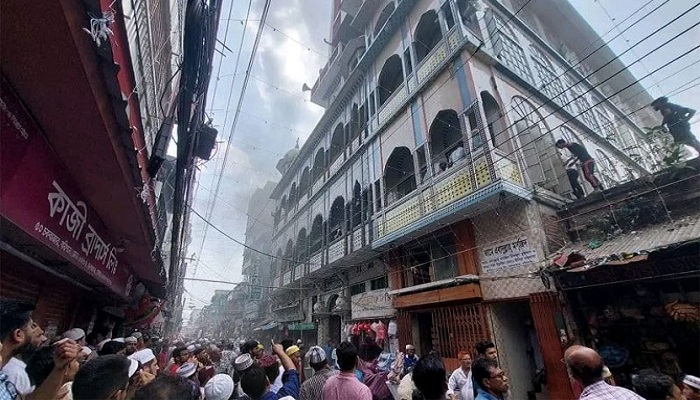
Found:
[309,251,323,272]
[294,264,305,281]
[377,82,407,126]
[416,41,448,83]
[352,226,363,251]
[329,156,344,177]
[493,153,524,185]
[312,178,324,196]
[328,238,346,264]
[383,194,421,237]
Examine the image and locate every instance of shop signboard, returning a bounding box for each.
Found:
[480,237,538,273]
[351,288,396,320]
[287,322,316,331]
[0,78,134,297]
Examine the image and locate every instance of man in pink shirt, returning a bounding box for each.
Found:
[322,341,371,400]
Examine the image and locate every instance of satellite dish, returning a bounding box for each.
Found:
[302,83,312,92]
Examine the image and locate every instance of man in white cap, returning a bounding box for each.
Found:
[299,346,337,400]
[403,344,419,376]
[124,337,138,356]
[234,353,255,373]
[204,374,235,400]
[176,362,198,382]
[131,332,145,351]
[62,328,87,347]
[684,374,700,400]
[130,348,160,375]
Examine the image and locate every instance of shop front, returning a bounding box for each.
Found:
[551,237,700,388]
[0,0,165,335]
[349,288,397,353]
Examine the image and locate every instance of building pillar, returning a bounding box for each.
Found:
[529,292,574,400]
[317,316,329,345]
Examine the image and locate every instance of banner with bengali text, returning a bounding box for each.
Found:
[0,77,134,297]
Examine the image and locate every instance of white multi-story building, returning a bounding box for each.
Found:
[268,1,658,397]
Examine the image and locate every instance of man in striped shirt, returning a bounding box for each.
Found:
[299,346,337,400]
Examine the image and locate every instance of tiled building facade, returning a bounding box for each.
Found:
[267,0,658,397]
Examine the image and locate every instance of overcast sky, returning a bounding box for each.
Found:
[181,0,699,317]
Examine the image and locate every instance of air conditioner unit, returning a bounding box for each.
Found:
[194,125,218,160]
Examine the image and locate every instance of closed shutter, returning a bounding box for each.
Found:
[1,251,78,337]
[430,303,488,360]
[0,253,40,301]
[396,310,412,351]
[34,281,75,338]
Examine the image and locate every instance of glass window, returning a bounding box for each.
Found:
[404,47,413,75]
[490,13,533,83]
[432,236,459,281]
[370,276,388,290]
[530,46,568,110]
[350,283,366,296]
[442,1,455,30]
[402,234,460,287]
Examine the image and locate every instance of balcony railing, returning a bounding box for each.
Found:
[373,151,529,248]
[351,226,363,251]
[373,25,469,139]
[327,237,346,264]
[309,251,323,273]
[377,82,408,127]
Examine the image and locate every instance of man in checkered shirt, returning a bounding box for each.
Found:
[564,345,643,400]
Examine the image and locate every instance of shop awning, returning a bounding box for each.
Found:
[551,214,700,270]
[548,214,700,290]
[253,321,278,331]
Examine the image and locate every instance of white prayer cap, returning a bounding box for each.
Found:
[130,349,156,365]
[62,328,86,341]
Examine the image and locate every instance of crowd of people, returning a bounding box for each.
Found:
[2,298,700,400]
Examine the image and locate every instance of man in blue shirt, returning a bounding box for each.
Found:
[241,343,299,400]
[402,344,419,376]
[471,358,509,400]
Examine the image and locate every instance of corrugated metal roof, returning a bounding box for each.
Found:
[556,213,700,263]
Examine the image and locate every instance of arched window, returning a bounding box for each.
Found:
[299,167,310,198]
[489,11,532,83]
[350,103,360,142]
[567,76,599,132]
[595,149,622,188]
[312,148,325,183]
[384,147,416,204]
[352,181,362,228]
[374,2,395,36]
[289,183,297,210]
[456,0,481,37]
[414,10,443,64]
[284,239,294,271]
[328,196,345,242]
[511,96,563,192]
[481,91,510,151]
[559,126,583,146]
[378,55,404,107]
[296,228,308,262]
[428,110,464,173]
[309,215,324,253]
[273,249,283,279]
[280,195,288,216]
[329,123,345,163]
[529,45,567,108]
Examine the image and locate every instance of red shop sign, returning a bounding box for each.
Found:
[0,77,134,297]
